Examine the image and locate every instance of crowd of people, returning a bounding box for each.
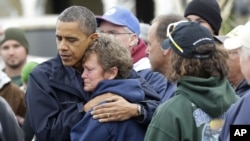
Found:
[1,0,250,141]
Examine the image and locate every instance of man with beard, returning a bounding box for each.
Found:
[0,27,29,87]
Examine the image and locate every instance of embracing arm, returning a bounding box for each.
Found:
[135,76,161,125]
[87,77,160,126]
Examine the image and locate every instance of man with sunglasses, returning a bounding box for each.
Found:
[146,13,185,102]
[145,21,238,141]
[88,6,171,123]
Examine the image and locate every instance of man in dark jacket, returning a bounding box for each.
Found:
[146,13,184,102]
[25,6,160,141]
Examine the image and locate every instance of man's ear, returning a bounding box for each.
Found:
[89,33,98,41]
[129,34,138,47]
[163,48,171,56]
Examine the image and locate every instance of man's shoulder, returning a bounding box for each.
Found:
[138,69,168,83]
[225,93,250,125]
[237,93,250,109]
[31,55,64,77]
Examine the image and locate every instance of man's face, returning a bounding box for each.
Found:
[98,21,133,52]
[238,48,250,84]
[0,40,27,69]
[186,15,214,35]
[227,49,242,85]
[56,21,94,68]
[146,22,167,73]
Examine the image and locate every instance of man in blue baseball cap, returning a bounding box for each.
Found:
[88,6,173,125]
[96,6,140,35]
[96,6,141,54]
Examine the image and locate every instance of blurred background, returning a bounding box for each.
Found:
[0,0,250,68]
[1,0,250,28]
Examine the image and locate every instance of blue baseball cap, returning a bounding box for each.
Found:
[96,6,140,36]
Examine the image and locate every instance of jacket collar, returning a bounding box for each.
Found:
[48,55,89,101]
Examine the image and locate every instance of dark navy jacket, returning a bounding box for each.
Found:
[71,79,145,141]
[137,69,176,103]
[219,92,250,141]
[25,55,160,141]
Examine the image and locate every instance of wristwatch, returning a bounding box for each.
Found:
[137,104,144,121]
[137,104,142,116]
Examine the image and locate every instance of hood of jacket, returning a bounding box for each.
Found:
[176,76,239,118]
[91,79,145,103]
[0,71,11,89]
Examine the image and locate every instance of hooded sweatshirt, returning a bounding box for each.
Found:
[145,76,238,141]
[71,79,145,141]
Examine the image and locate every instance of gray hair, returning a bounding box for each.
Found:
[57,6,97,36]
[152,13,185,43]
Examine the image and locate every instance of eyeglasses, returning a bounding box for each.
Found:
[166,21,187,53]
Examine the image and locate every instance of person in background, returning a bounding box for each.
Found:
[139,23,150,45]
[71,34,145,141]
[219,21,250,141]
[25,6,160,141]
[0,70,26,126]
[222,25,250,97]
[0,27,29,87]
[145,21,238,141]
[146,13,185,102]
[20,61,39,141]
[184,0,222,36]
[20,61,39,92]
[93,6,167,120]
[0,96,23,141]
